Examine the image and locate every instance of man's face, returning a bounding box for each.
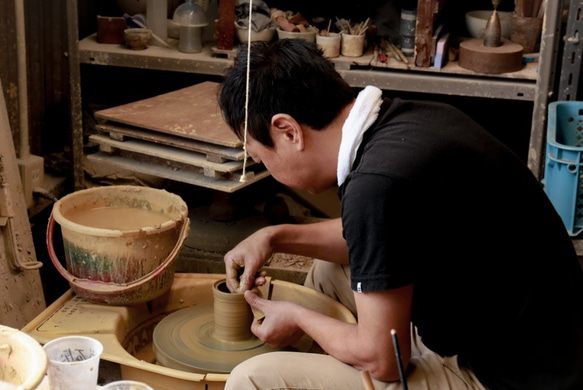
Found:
[244,134,321,193]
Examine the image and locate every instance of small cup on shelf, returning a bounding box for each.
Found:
[124,28,152,50]
[316,33,341,58]
[341,33,365,57]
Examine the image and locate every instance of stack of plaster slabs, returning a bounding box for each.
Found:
[89,81,269,193]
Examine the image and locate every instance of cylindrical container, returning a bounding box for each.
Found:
[173,0,208,53]
[179,25,204,52]
[400,8,417,57]
[212,280,254,342]
[146,0,168,45]
[316,33,341,58]
[124,28,152,50]
[510,14,543,53]
[48,185,190,305]
[341,33,365,57]
[43,336,103,390]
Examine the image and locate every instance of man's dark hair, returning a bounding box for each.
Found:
[218,39,356,147]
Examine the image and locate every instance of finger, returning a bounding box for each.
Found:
[225,263,241,292]
[250,317,264,337]
[254,270,268,287]
[244,289,265,311]
[254,275,267,287]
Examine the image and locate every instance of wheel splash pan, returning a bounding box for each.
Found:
[22,273,355,390]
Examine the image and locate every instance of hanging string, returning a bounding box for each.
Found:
[239,0,254,182]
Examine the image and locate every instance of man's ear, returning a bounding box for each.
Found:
[271,114,304,149]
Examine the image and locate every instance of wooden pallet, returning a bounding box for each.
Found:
[89,133,252,174]
[86,149,268,193]
[95,122,245,163]
[88,133,269,193]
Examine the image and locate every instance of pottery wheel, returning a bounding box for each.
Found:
[152,303,280,374]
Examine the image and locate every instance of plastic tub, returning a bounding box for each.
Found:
[543,101,583,236]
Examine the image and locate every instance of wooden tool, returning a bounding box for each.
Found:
[361,371,375,390]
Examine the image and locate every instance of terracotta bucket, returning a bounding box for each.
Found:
[47,185,189,305]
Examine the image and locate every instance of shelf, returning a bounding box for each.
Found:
[68,0,563,189]
[79,35,233,77]
[79,34,539,101]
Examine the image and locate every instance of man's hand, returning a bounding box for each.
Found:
[244,289,305,347]
[223,227,274,293]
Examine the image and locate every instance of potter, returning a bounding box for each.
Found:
[218,39,583,390]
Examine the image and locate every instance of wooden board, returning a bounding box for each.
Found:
[89,134,249,176]
[95,122,245,162]
[94,81,241,148]
[414,0,445,67]
[0,78,46,327]
[86,152,269,193]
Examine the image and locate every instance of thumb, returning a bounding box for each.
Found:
[244,290,266,321]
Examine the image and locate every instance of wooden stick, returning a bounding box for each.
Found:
[525,0,535,17]
[391,329,408,390]
[336,16,349,34]
[537,0,546,18]
[360,371,375,390]
[359,17,371,35]
[388,43,408,63]
[533,0,543,17]
[516,0,524,17]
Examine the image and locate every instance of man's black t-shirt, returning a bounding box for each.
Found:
[339,98,583,389]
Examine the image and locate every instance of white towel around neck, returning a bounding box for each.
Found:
[337,85,383,186]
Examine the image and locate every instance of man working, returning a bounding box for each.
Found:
[218,39,583,389]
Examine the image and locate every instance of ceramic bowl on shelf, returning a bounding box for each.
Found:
[235,22,275,43]
[276,28,316,43]
[465,10,512,39]
[124,28,152,50]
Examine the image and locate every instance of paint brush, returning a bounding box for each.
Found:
[391,329,408,390]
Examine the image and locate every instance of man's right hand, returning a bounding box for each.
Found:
[223,227,274,293]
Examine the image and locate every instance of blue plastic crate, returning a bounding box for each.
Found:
[543,101,583,236]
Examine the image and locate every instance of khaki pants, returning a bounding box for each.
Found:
[225,260,487,390]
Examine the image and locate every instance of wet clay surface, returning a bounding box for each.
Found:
[152,303,279,374]
[152,280,279,374]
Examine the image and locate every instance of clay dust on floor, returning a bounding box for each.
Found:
[267,253,314,272]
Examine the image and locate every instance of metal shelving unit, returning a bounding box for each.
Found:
[66,0,564,189]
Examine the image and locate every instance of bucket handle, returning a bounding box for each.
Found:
[46,211,190,292]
